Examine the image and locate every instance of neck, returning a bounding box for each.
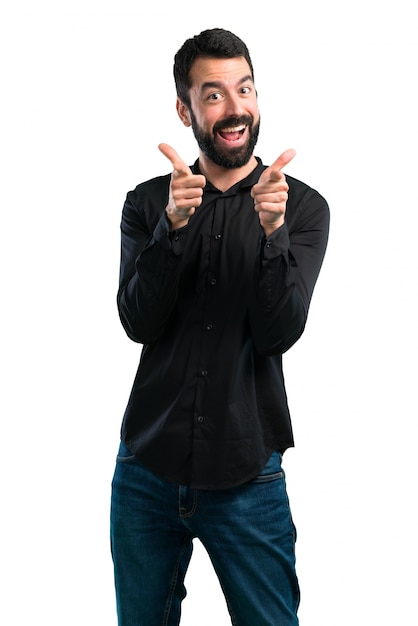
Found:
[198,153,258,192]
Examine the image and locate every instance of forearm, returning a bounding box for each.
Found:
[249,202,329,355]
[117,208,184,344]
[249,235,307,355]
[118,245,181,344]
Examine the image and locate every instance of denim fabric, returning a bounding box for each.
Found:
[110,442,299,626]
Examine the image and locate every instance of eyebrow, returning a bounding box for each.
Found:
[200,75,254,92]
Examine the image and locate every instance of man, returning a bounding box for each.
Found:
[111,28,329,626]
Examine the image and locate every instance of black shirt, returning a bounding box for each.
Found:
[117,157,330,489]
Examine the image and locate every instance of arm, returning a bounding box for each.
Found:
[116,187,183,344]
[117,145,206,344]
[249,180,330,356]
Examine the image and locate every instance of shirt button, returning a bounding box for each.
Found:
[206,324,213,331]
[197,415,204,423]
[200,369,208,377]
[214,233,222,240]
[210,278,217,285]
[265,240,272,248]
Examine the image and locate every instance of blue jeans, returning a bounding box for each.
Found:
[110,442,299,626]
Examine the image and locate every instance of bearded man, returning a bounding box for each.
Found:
[111,28,330,626]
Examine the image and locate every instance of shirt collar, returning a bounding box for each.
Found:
[191,157,265,195]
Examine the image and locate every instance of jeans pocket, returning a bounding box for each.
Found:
[116,441,137,463]
[252,470,284,484]
[251,451,284,483]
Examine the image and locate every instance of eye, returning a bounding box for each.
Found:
[240,86,252,95]
[208,92,222,101]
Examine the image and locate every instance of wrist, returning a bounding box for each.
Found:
[262,218,285,237]
[166,206,194,231]
[167,215,190,231]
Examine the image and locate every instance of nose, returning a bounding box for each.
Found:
[224,91,245,117]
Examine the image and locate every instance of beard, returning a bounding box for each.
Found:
[189,110,260,169]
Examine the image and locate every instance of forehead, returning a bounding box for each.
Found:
[189,56,253,91]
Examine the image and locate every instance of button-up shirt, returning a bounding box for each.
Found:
[117,157,330,489]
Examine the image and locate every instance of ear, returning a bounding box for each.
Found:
[176,98,191,127]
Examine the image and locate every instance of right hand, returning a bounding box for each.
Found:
[158,143,206,230]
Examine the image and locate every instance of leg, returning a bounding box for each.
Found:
[110,442,194,626]
[193,453,299,626]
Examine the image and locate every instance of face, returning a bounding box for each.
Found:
[178,56,260,169]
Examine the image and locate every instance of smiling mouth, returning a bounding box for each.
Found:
[217,125,247,142]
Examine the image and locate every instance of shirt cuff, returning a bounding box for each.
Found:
[152,212,187,256]
[261,222,290,260]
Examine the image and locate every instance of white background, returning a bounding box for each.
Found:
[1,1,417,624]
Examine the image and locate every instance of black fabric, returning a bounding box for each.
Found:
[117,157,330,489]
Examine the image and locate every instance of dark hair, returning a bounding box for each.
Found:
[173,28,254,108]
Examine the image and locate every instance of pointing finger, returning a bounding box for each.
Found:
[260,148,296,182]
[271,148,296,171]
[158,143,192,176]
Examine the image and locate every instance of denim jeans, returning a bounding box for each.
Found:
[110,442,299,626]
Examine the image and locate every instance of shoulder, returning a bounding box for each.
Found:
[126,173,171,208]
[286,174,327,206]
[285,174,330,232]
[123,173,171,218]
[121,173,171,233]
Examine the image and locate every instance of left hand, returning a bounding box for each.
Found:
[251,149,296,236]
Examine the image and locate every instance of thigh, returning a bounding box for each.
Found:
[196,453,299,626]
[110,442,193,626]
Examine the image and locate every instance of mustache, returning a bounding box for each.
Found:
[213,115,254,134]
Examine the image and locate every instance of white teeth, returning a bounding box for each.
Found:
[220,125,246,133]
